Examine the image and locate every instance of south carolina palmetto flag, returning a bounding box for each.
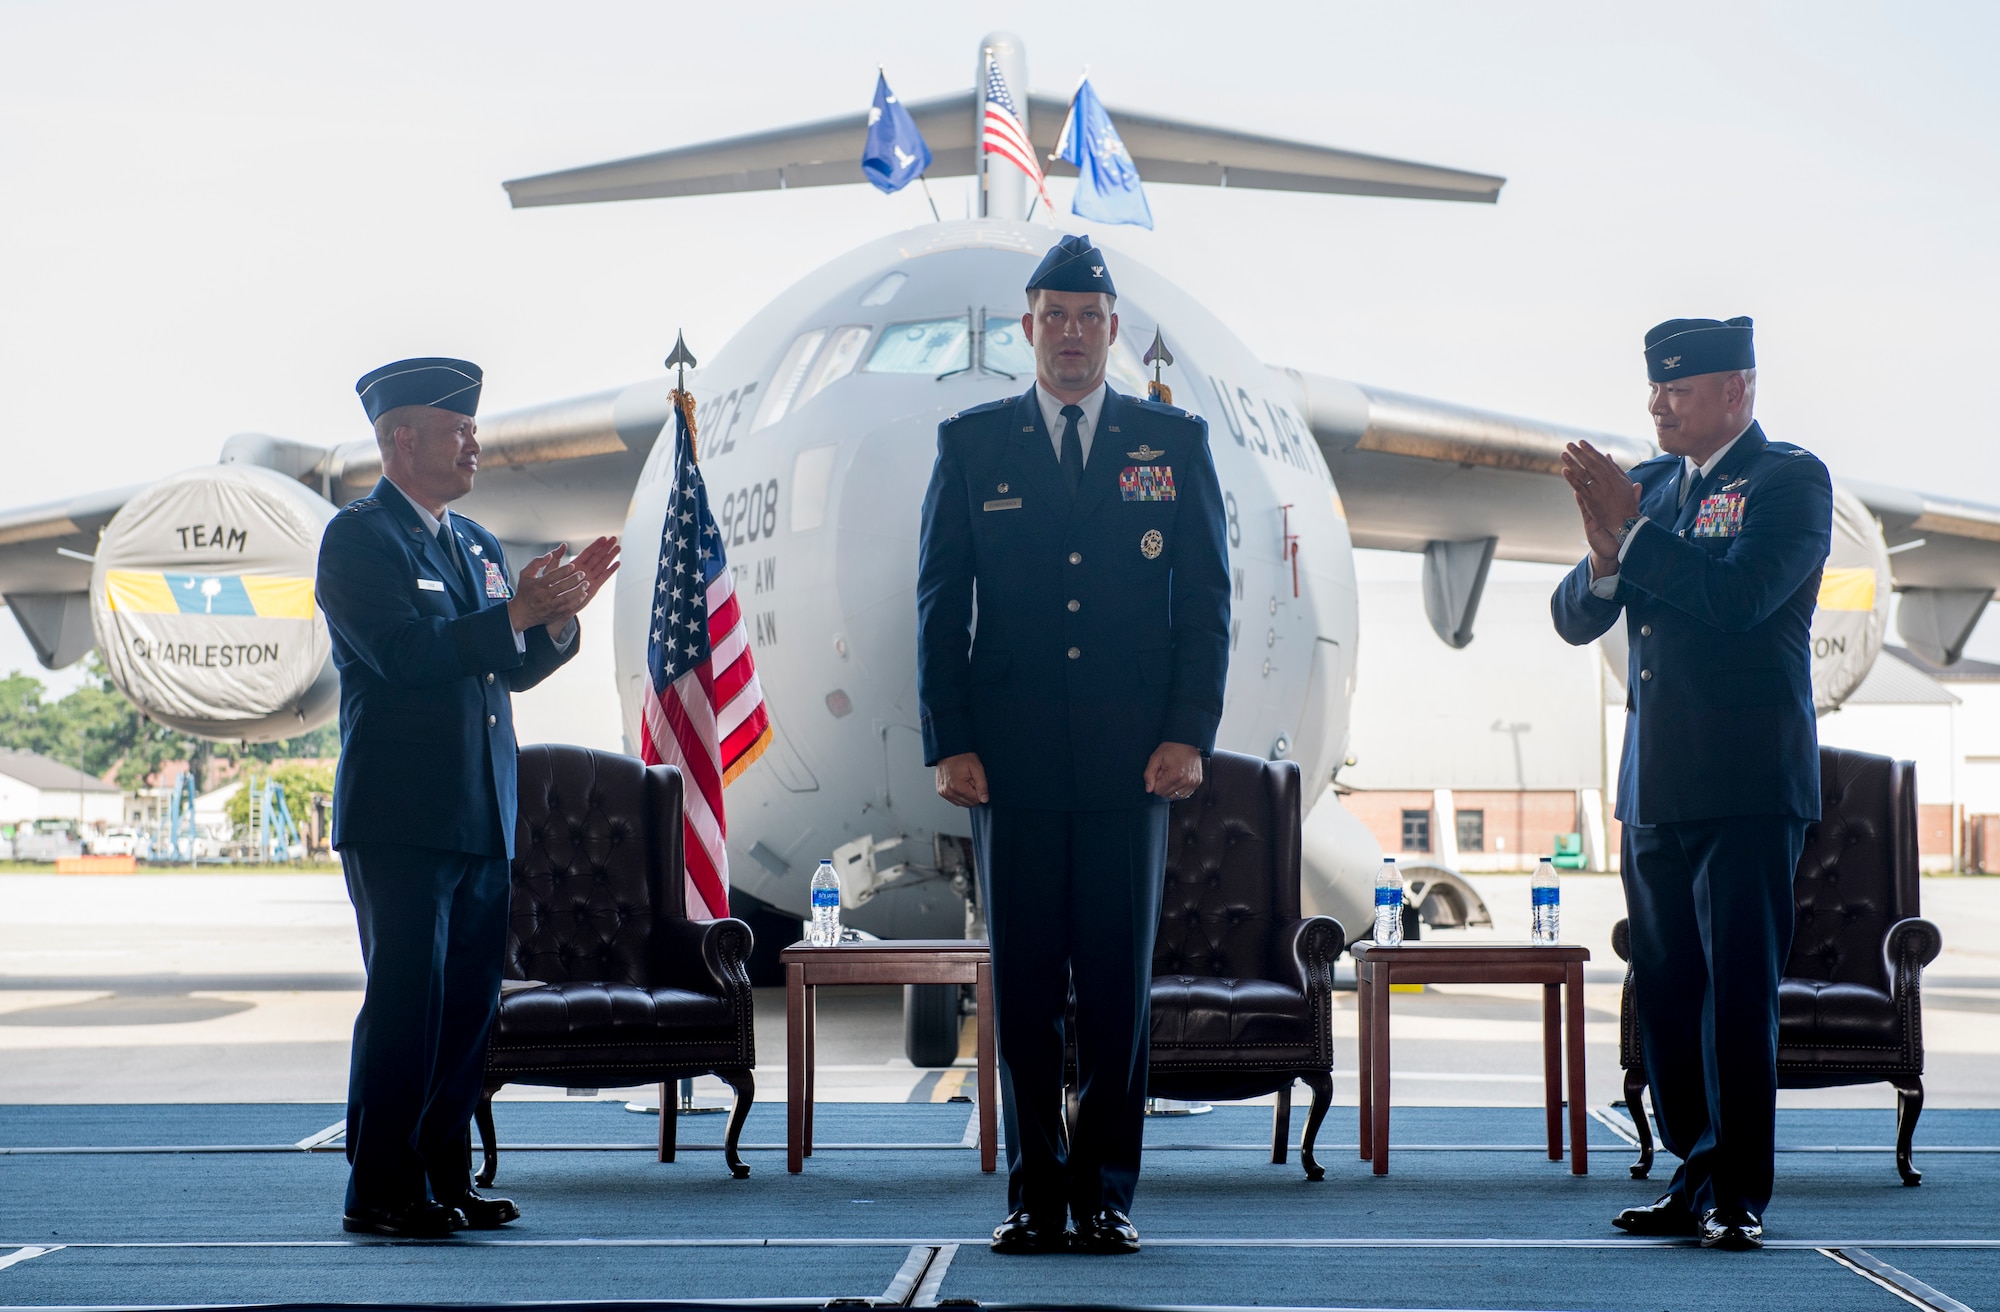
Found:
[638,392,772,919]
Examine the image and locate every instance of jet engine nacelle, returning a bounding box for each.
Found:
[91,464,340,741]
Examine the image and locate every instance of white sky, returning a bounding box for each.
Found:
[2,0,1997,713]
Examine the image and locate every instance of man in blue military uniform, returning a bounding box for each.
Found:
[1552,318,1832,1251]
[319,358,619,1237]
[918,237,1231,1255]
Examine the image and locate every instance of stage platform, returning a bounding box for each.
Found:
[0,1102,1993,1312]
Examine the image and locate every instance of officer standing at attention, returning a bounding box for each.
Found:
[1551,319,1831,1251]
[319,358,620,1237]
[917,237,1231,1256]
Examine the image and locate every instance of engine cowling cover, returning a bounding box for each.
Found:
[91,465,339,741]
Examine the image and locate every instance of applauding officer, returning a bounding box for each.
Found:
[1551,319,1831,1250]
[319,358,619,1237]
[918,237,1231,1255]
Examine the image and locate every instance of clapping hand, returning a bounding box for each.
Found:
[506,537,621,640]
[1560,441,1642,578]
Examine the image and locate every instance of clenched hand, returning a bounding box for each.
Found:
[934,752,989,807]
[1145,742,1203,802]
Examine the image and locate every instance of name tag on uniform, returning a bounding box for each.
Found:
[416,578,446,592]
[484,560,511,599]
[1120,465,1176,501]
[984,497,1022,511]
[1693,492,1746,537]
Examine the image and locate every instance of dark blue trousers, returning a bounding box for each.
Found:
[971,801,1168,1225]
[1622,815,1806,1218]
[341,842,510,1212]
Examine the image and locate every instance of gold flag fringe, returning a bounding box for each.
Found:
[1148,379,1173,406]
[671,388,699,461]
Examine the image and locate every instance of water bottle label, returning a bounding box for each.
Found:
[1531,887,1560,906]
[1375,887,1401,906]
[811,888,839,909]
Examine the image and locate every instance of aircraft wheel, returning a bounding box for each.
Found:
[904,983,963,1068]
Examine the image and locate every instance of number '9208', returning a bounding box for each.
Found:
[716,480,780,547]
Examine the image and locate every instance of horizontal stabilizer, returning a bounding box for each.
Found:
[502,92,1503,208]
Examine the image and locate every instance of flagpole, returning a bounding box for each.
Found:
[919,174,941,222]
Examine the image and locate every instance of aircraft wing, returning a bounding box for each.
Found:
[502,92,1503,208]
[0,484,144,668]
[1273,366,1652,568]
[1273,367,2000,664]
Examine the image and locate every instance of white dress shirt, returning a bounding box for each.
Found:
[1589,422,1753,600]
[1035,381,1108,468]
[383,478,573,651]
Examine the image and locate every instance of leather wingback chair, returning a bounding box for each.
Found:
[1613,746,1943,1185]
[1143,750,1346,1180]
[474,745,757,1182]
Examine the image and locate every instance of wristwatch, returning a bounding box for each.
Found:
[1615,515,1642,552]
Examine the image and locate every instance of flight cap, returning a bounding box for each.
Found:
[355,357,483,422]
[1026,234,1116,298]
[1644,317,1754,383]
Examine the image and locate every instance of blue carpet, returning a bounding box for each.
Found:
[945,1246,1917,1312]
[0,1104,1990,1309]
[0,1243,907,1306]
[1869,1247,1997,1312]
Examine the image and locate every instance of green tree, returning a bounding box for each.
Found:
[0,670,53,756]
[0,655,338,790]
[224,760,336,832]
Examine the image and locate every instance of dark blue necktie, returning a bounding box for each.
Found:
[438,523,468,589]
[1058,404,1085,495]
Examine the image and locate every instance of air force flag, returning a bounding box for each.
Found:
[1053,78,1153,229]
[862,71,931,194]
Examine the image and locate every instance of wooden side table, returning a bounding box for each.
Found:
[779,939,997,1174]
[1350,941,1591,1176]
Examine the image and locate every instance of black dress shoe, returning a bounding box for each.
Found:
[1699,1208,1763,1251]
[342,1200,465,1238]
[1075,1208,1140,1255]
[1611,1194,1699,1236]
[439,1189,520,1229]
[990,1210,1068,1255]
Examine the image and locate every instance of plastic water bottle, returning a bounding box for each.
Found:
[810,859,842,946]
[1532,857,1560,946]
[1373,857,1404,947]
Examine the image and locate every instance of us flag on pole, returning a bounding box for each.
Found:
[638,395,772,920]
[982,54,1052,214]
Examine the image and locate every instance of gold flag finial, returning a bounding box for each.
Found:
[664,331,699,458]
[1143,326,1174,405]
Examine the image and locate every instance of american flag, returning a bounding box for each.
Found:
[638,398,772,920]
[982,54,1052,214]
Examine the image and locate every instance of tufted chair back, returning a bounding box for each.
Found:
[1155,750,1301,981]
[1786,746,1919,992]
[506,744,686,988]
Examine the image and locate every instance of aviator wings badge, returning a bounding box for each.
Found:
[1126,444,1164,460]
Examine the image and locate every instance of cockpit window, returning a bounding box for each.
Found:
[860,314,1154,388]
[751,329,827,432]
[864,318,970,375]
[982,316,1034,376]
[800,326,872,403]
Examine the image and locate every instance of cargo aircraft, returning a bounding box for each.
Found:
[4,32,1997,1062]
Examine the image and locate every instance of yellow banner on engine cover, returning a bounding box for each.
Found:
[1817,566,1877,612]
[103,570,317,619]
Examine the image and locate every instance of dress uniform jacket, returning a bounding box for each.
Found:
[917,386,1231,805]
[318,478,575,858]
[1551,423,1832,824]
